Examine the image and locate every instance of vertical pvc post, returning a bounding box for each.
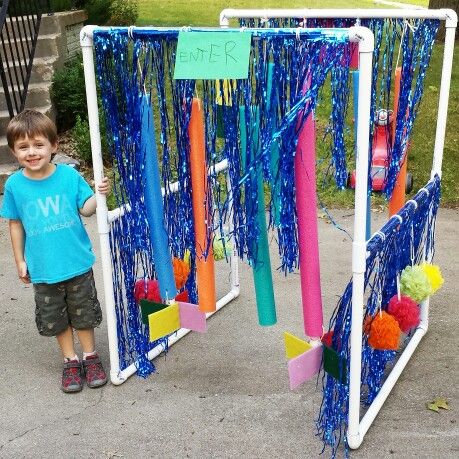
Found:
[354,70,371,241]
[347,27,374,450]
[225,169,240,296]
[80,26,122,384]
[432,15,457,178]
[353,70,359,143]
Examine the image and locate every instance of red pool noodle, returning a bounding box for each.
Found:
[295,113,323,339]
[189,98,216,313]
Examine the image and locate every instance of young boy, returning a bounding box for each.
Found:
[1,109,109,393]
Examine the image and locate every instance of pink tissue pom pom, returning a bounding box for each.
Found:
[134,279,161,303]
[387,294,420,333]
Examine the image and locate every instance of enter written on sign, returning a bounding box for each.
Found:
[178,41,238,65]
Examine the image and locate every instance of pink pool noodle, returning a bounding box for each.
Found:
[295,113,323,339]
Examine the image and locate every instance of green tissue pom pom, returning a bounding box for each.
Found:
[400,265,432,303]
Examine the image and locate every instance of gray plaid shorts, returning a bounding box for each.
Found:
[34,270,102,337]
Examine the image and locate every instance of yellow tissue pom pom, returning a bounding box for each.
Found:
[421,263,444,294]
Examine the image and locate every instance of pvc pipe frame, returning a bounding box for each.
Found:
[80,28,240,385]
[80,17,456,443]
[220,8,457,450]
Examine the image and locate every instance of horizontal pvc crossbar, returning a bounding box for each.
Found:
[108,159,229,224]
[219,8,458,26]
[116,289,239,383]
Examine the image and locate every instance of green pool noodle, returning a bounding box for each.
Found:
[267,62,281,226]
[239,105,277,326]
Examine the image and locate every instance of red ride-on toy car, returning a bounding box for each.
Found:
[349,109,413,193]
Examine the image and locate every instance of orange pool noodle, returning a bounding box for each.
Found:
[189,98,216,312]
[389,67,407,217]
[367,311,401,351]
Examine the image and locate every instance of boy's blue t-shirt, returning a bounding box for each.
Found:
[0,164,96,284]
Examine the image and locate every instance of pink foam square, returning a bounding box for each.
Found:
[178,302,207,333]
[288,345,323,390]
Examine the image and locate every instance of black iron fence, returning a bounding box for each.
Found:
[1,0,52,118]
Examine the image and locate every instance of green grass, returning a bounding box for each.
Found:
[136,0,458,207]
[138,0,429,26]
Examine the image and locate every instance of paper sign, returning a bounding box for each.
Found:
[174,31,251,80]
[178,302,207,333]
[148,303,180,342]
[284,332,312,359]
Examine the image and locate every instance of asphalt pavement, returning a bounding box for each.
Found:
[0,207,458,458]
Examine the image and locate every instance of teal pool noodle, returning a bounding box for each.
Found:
[240,105,277,326]
[267,62,281,226]
[141,95,177,300]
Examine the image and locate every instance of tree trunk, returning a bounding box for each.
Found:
[428,0,458,41]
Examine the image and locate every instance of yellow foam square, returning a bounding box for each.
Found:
[284,332,312,359]
[149,302,180,342]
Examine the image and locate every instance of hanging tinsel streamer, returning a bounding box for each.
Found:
[385,19,439,197]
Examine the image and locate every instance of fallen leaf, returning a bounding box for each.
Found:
[427,402,440,412]
[433,398,450,410]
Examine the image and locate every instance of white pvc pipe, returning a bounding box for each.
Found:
[432,13,458,178]
[219,8,455,26]
[108,159,229,223]
[217,9,456,448]
[346,27,374,451]
[225,169,240,297]
[80,26,240,385]
[80,26,121,383]
[114,287,240,384]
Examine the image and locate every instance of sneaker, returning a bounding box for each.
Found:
[82,354,107,388]
[62,359,83,393]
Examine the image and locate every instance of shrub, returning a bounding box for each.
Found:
[50,0,74,11]
[109,0,139,26]
[82,0,113,25]
[51,55,87,131]
[72,115,93,164]
[72,114,110,166]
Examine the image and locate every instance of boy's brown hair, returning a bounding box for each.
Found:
[6,109,58,149]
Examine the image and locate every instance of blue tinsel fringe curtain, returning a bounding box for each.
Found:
[93,27,353,375]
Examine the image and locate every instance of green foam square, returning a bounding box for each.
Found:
[323,345,347,384]
[140,299,168,325]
